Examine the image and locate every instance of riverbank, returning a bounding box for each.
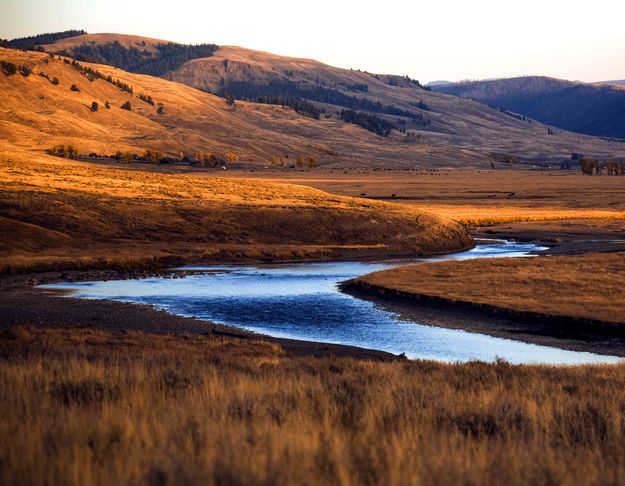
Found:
[342,252,625,357]
[0,271,400,361]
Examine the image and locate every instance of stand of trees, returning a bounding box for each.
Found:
[218,80,429,122]
[138,94,155,105]
[7,30,86,50]
[579,156,625,175]
[63,58,134,94]
[339,110,397,137]
[255,96,324,119]
[46,145,79,159]
[343,83,369,92]
[66,41,218,77]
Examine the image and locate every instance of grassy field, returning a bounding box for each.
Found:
[243,169,625,225]
[351,252,625,324]
[0,144,471,274]
[2,325,625,486]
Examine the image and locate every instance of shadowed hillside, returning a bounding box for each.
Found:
[433,76,625,139]
[31,33,625,166]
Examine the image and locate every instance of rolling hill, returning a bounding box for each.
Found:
[17,31,625,167]
[432,76,625,139]
[0,42,474,272]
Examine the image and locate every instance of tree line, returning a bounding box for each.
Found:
[217,79,430,123]
[579,156,625,175]
[339,110,397,137]
[5,30,86,50]
[63,57,134,93]
[255,96,324,119]
[46,145,240,167]
[65,41,218,77]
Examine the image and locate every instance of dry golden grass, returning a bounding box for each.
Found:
[0,144,471,274]
[247,169,625,224]
[354,252,625,323]
[2,325,625,485]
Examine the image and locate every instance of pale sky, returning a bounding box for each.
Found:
[2,0,625,83]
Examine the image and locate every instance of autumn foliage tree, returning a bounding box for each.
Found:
[224,152,239,163]
[46,145,79,159]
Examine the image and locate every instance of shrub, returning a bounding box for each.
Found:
[156,104,164,115]
[0,61,18,75]
[121,101,132,111]
[70,84,80,92]
[51,77,59,85]
[91,101,99,112]
[139,93,155,105]
[18,65,31,76]
[104,101,110,109]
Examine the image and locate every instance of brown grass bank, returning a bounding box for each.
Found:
[343,253,625,350]
[2,325,625,485]
[349,252,625,324]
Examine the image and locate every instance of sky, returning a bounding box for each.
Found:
[2,0,625,83]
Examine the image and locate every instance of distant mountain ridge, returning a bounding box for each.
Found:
[432,76,625,138]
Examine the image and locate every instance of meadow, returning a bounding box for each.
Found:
[350,252,625,325]
[248,168,625,225]
[2,325,625,486]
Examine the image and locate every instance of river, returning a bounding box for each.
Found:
[40,241,621,364]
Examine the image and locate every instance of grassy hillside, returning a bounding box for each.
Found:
[35,33,625,166]
[0,46,494,168]
[0,142,471,274]
[434,76,625,139]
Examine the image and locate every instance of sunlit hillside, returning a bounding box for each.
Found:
[0,142,471,274]
[34,33,625,167]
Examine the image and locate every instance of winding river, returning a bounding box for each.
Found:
[41,241,621,365]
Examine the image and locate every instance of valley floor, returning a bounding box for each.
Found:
[3,162,625,485]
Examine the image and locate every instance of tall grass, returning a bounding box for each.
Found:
[2,326,625,485]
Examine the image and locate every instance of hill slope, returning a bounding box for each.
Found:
[0,47,463,168]
[33,33,625,166]
[433,76,625,139]
[0,142,472,273]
